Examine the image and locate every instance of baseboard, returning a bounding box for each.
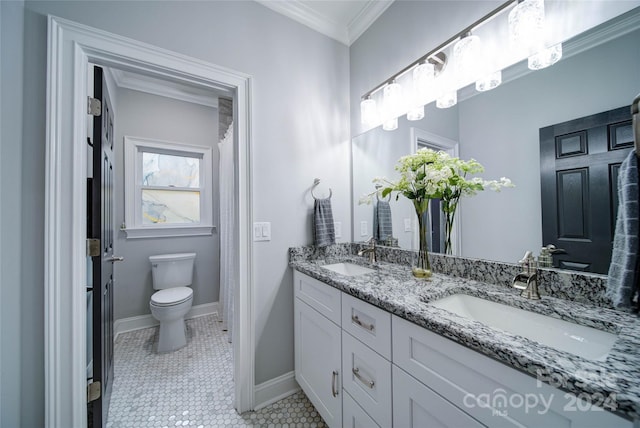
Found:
[253,371,301,411]
[114,301,218,339]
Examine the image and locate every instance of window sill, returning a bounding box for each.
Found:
[123,225,215,239]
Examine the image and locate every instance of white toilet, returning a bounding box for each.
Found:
[149,252,196,353]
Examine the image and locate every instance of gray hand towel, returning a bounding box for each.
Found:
[374,200,393,241]
[607,149,640,307]
[314,198,335,247]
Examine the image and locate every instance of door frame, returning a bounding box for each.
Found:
[45,16,255,427]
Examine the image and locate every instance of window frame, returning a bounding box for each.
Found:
[124,136,214,239]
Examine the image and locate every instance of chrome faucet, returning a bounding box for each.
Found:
[512,251,540,300]
[357,237,377,263]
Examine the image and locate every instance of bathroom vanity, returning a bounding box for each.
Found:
[290,244,640,428]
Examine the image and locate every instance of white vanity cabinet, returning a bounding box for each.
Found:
[294,271,342,427]
[293,270,634,428]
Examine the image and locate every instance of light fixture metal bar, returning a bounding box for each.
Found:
[361,0,519,100]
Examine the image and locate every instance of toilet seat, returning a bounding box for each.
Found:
[151,287,193,307]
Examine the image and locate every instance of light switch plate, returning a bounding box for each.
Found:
[360,221,368,237]
[334,221,342,239]
[404,218,412,232]
[253,222,271,241]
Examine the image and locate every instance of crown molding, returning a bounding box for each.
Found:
[110,69,221,108]
[348,1,394,45]
[256,0,394,46]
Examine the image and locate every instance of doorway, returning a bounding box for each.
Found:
[45,17,254,427]
[411,128,461,255]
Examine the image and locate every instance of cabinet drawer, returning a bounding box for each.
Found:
[342,331,392,428]
[294,270,341,325]
[342,293,391,359]
[343,390,380,428]
[392,315,632,428]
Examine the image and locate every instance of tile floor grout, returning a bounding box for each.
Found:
[107,314,327,428]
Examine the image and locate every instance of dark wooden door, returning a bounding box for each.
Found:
[89,65,119,427]
[540,105,634,274]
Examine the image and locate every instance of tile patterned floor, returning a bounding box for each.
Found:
[107,314,327,428]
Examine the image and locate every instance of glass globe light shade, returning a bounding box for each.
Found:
[360,98,378,127]
[453,34,482,84]
[528,43,562,70]
[476,70,502,92]
[383,117,398,131]
[509,0,545,56]
[383,81,403,119]
[407,106,425,121]
[413,62,435,104]
[436,90,457,109]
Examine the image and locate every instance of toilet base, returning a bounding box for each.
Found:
[157,318,187,353]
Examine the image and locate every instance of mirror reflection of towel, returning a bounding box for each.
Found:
[374,200,393,242]
[607,149,640,308]
[314,198,335,247]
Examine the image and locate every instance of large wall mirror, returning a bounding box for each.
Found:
[352,7,640,268]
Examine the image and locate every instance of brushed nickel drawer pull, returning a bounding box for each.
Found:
[331,370,339,397]
[352,314,375,331]
[352,367,375,389]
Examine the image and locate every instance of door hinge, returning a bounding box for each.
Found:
[87,381,101,403]
[86,239,100,257]
[87,97,102,116]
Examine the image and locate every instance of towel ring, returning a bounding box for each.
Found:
[375,184,391,202]
[311,178,332,200]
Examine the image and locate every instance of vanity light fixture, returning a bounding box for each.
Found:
[360,0,563,130]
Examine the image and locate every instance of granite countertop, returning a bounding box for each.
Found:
[290,253,640,421]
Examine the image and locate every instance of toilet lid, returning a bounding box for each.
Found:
[151,287,193,306]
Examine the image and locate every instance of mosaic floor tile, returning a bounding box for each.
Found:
[107,314,327,428]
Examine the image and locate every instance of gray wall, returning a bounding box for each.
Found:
[113,87,220,320]
[3,1,350,425]
[1,2,25,427]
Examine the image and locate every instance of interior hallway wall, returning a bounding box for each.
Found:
[113,87,220,321]
[6,1,350,424]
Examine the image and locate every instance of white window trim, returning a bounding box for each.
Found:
[123,135,215,238]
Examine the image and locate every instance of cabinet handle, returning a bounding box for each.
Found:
[331,370,339,397]
[352,314,375,331]
[352,367,375,389]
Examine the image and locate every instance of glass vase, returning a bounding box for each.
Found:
[412,201,432,279]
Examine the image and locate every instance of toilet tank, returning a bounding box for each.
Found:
[149,253,196,290]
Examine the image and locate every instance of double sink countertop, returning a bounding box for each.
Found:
[289,253,640,420]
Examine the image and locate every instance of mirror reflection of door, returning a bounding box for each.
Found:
[540,105,634,274]
[413,128,460,256]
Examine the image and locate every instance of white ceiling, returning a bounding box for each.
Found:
[255,0,394,45]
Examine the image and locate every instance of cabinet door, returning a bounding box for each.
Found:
[393,366,486,428]
[343,390,381,428]
[295,297,341,427]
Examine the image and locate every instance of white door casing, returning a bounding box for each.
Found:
[45,16,254,427]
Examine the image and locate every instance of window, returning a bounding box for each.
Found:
[124,136,214,238]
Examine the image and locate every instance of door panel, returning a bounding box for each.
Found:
[89,65,116,428]
[540,106,632,274]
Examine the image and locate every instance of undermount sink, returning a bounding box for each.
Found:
[430,294,617,361]
[321,262,375,277]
